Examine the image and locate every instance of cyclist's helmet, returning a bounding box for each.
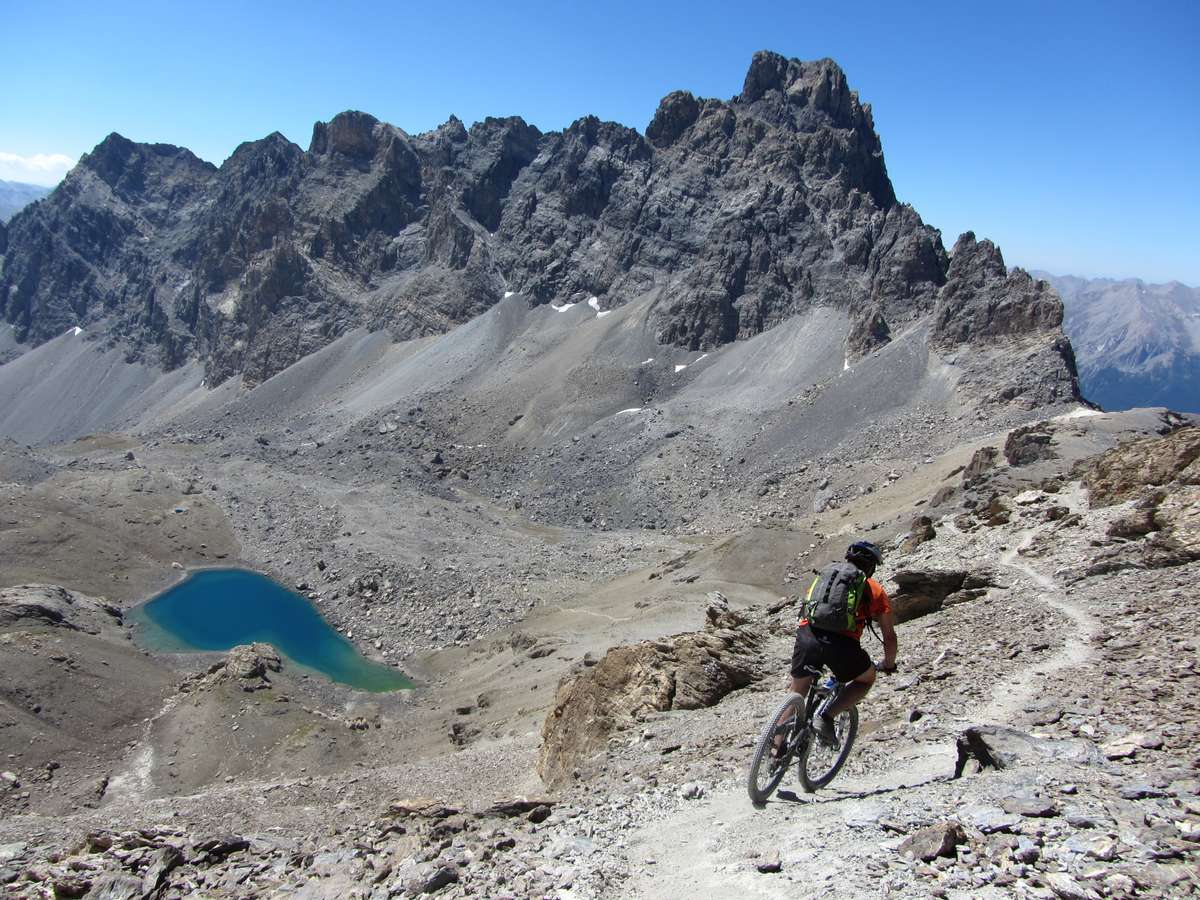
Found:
[845,540,883,574]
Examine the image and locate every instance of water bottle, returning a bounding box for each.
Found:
[816,676,839,718]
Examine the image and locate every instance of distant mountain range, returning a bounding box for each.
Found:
[0,52,1078,412]
[1038,272,1199,413]
[0,179,51,222]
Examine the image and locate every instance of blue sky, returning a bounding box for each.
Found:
[2,0,1197,283]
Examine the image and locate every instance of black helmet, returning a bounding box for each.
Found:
[846,540,883,571]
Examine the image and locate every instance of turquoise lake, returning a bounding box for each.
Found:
[131,568,412,692]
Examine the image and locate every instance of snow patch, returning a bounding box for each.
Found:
[587,296,601,311]
[843,356,850,371]
[72,326,83,337]
[596,310,612,318]
[616,407,643,415]
[674,364,688,373]
[551,302,577,313]
[1054,407,1104,421]
[503,291,515,299]
[640,358,655,365]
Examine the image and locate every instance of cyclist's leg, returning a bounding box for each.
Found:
[826,664,874,717]
[776,627,823,749]
[820,632,875,717]
[789,672,815,694]
[770,672,814,755]
[789,625,824,698]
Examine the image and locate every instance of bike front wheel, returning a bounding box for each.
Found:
[798,704,858,792]
[747,693,805,807]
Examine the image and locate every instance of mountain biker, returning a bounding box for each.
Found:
[788,540,897,746]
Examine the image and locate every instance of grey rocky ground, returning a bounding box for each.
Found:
[1,409,1197,898]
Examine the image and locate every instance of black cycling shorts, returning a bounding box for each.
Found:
[790,624,872,683]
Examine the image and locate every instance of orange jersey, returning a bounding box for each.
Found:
[799,576,891,641]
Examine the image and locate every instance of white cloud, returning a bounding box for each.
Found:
[0,152,76,186]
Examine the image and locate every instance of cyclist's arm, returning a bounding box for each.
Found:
[878,609,898,671]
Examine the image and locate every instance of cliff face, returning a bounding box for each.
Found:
[0,51,1078,402]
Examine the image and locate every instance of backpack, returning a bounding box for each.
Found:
[802,562,867,632]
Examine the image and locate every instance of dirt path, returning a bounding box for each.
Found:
[983,533,1098,723]
[619,752,956,898]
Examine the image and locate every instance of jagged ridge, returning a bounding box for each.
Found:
[0,51,1077,403]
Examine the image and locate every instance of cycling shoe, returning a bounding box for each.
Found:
[813,714,840,749]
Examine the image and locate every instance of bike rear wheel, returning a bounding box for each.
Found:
[747,692,805,807]
[798,702,858,792]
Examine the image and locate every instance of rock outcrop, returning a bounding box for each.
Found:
[185,643,284,691]
[845,304,891,361]
[953,725,1104,778]
[934,234,1063,347]
[538,595,766,787]
[1076,424,1200,506]
[1074,425,1200,574]
[888,568,997,622]
[932,235,1081,407]
[1004,421,1058,466]
[0,52,1080,405]
[0,584,123,634]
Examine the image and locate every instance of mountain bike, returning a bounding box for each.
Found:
[746,667,860,805]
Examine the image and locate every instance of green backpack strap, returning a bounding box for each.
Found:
[846,572,867,630]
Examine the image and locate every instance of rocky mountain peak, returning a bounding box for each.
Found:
[78,131,138,174]
[737,51,894,207]
[436,114,469,142]
[221,133,303,185]
[947,231,1008,285]
[646,90,701,148]
[309,110,387,159]
[742,52,853,118]
[78,132,215,191]
[935,235,1065,347]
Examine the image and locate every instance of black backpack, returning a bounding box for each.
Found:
[802,562,867,632]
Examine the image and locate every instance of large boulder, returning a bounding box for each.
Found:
[187,643,284,692]
[898,822,966,861]
[1004,422,1057,466]
[887,569,994,622]
[961,446,999,486]
[223,643,283,681]
[897,515,936,553]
